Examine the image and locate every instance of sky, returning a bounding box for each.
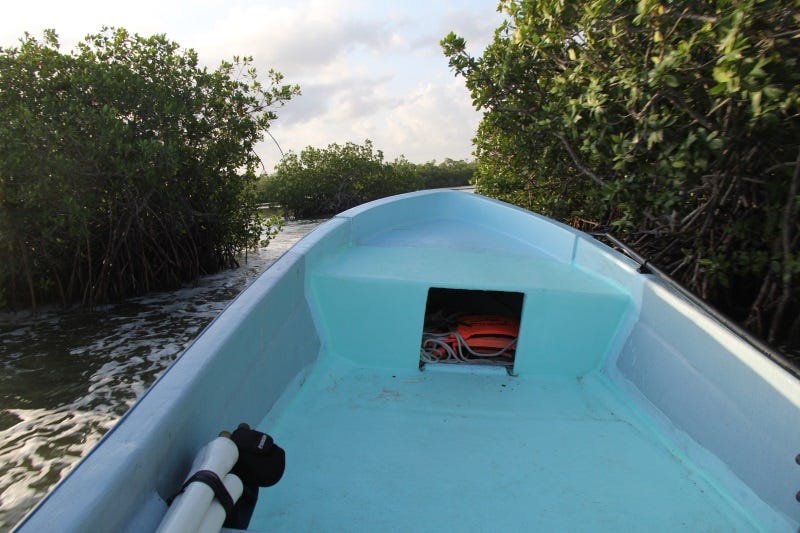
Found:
[1,0,506,170]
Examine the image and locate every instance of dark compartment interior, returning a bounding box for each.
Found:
[420,288,524,370]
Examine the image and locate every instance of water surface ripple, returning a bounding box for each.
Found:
[0,220,322,530]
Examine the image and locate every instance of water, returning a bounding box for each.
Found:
[0,219,322,531]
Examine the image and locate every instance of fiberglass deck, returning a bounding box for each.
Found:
[248,355,761,531]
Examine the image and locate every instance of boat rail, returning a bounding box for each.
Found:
[592,232,800,381]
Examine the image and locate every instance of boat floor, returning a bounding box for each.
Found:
[248,354,759,531]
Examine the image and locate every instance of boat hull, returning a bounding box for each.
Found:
[16,190,800,531]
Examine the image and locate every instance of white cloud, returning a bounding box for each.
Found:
[378,78,480,162]
[264,75,478,167]
[185,0,395,77]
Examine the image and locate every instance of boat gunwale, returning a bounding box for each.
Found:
[593,231,799,381]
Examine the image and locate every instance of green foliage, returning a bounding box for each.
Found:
[0,28,299,308]
[443,1,800,350]
[414,158,476,189]
[258,141,474,217]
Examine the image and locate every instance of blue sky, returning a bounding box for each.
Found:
[2,0,506,169]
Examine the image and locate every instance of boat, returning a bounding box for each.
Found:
[15,190,800,531]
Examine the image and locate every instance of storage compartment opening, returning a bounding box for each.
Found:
[420,288,524,371]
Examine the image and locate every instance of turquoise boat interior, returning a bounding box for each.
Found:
[17,190,800,532]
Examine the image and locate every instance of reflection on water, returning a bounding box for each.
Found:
[0,219,322,530]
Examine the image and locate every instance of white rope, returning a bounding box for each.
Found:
[420,330,516,367]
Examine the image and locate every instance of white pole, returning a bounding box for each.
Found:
[196,473,244,533]
[156,437,239,533]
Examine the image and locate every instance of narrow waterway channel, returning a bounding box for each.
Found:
[0,219,323,530]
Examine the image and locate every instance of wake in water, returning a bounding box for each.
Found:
[0,220,322,530]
